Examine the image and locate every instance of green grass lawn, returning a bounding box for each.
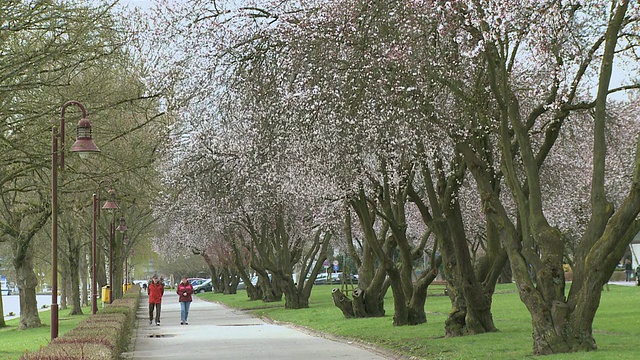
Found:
[198,284,640,359]
[0,306,93,360]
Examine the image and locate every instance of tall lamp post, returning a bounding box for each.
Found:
[92,187,118,314]
[123,236,130,291]
[116,217,128,299]
[103,189,119,304]
[52,100,100,340]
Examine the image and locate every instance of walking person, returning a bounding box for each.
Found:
[624,259,633,282]
[147,275,164,325]
[177,276,194,325]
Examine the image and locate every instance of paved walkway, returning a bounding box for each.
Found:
[123,291,393,359]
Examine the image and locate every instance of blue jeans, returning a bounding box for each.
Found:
[180,301,191,322]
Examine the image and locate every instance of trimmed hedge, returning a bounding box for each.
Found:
[21,343,113,360]
[20,284,141,360]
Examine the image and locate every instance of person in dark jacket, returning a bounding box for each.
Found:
[147,275,164,325]
[177,276,194,325]
[625,259,633,282]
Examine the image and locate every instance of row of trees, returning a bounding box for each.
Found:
[140,0,640,356]
[0,1,168,330]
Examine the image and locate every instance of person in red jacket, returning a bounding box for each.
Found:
[147,275,164,326]
[176,276,194,325]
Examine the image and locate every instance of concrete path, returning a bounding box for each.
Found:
[124,291,393,360]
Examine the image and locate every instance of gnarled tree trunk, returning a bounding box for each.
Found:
[14,251,41,329]
[341,208,387,318]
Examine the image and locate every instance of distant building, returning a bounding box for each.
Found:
[631,237,640,270]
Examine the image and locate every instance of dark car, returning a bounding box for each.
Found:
[194,279,213,293]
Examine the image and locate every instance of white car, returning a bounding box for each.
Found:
[193,279,212,293]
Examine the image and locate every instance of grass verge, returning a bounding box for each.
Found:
[0,306,93,360]
[198,283,640,360]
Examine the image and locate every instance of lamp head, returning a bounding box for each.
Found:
[70,118,100,158]
[116,217,128,233]
[102,189,119,211]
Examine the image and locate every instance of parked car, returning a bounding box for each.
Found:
[314,272,358,285]
[187,278,205,286]
[194,279,213,293]
[237,276,259,290]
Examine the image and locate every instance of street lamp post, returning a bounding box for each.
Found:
[92,187,118,314]
[92,194,98,314]
[123,236,130,290]
[102,189,119,304]
[116,217,128,299]
[51,100,100,340]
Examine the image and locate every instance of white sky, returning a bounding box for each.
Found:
[117,0,154,10]
[114,0,634,101]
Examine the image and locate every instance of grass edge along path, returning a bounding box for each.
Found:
[198,283,640,360]
[0,306,92,360]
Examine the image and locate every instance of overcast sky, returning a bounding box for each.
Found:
[113,0,632,101]
[117,0,154,10]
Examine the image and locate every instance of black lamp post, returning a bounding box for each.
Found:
[51,100,100,340]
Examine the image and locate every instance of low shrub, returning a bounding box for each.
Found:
[77,312,126,327]
[101,297,138,330]
[61,324,121,352]
[20,284,142,360]
[20,342,113,360]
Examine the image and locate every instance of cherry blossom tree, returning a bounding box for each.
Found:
[431,0,640,354]
[140,0,640,354]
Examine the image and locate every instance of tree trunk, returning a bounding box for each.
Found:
[97,249,107,290]
[408,257,442,326]
[358,288,386,317]
[463,290,496,335]
[229,242,262,300]
[529,302,572,354]
[447,199,498,335]
[0,291,6,327]
[65,232,83,315]
[343,207,386,318]
[245,282,263,301]
[444,285,467,337]
[221,267,239,295]
[14,252,41,329]
[80,254,88,307]
[331,288,354,318]
[386,265,410,326]
[432,218,467,336]
[274,274,300,309]
[60,263,68,310]
[69,256,83,315]
[409,157,498,334]
[351,288,366,317]
[256,270,282,302]
[111,235,124,301]
[275,275,308,309]
[349,192,393,319]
